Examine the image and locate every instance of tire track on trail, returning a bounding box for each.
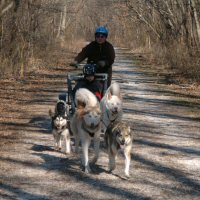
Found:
[0,48,200,200]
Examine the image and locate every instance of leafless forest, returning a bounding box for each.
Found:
[0,0,200,81]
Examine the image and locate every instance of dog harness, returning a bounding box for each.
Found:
[83,127,94,137]
[107,109,119,122]
[101,110,118,129]
[81,123,95,137]
[81,120,100,137]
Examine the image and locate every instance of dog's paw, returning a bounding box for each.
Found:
[91,157,98,164]
[125,172,130,178]
[109,164,116,172]
[84,166,91,173]
[108,167,115,173]
[63,145,71,154]
[64,149,71,154]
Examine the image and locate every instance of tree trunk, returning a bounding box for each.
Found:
[190,0,200,46]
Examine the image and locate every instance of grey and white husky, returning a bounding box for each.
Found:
[105,122,133,177]
[49,100,71,154]
[70,88,102,173]
[100,82,123,133]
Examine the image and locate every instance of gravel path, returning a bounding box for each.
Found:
[0,48,200,200]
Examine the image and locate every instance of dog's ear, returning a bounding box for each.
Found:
[107,91,112,100]
[110,82,120,97]
[49,109,54,117]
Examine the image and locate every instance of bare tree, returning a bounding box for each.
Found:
[0,0,199,80]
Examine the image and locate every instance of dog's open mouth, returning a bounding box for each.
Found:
[119,142,125,149]
[112,110,118,115]
[118,140,126,149]
[90,123,99,129]
[56,126,63,130]
[56,124,66,130]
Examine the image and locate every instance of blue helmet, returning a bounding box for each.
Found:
[95,26,108,36]
[83,63,96,76]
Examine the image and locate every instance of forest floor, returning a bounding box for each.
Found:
[0,46,200,200]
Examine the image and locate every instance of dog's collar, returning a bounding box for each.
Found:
[82,120,100,137]
[101,111,118,130]
[106,110,118,123]
[81,123,95,137]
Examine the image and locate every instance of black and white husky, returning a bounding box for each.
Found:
[49,100,71,154]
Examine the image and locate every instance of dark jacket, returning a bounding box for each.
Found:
[75,41,115,73]
[72,79,103,101]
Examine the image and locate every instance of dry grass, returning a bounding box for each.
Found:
[133,42,200,85]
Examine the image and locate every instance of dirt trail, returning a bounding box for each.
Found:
[0,48,200,200]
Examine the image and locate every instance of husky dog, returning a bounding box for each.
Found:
[49,100,71,154]
[100,82,122,133]
[70,88,102,173]
[105,122,133,177]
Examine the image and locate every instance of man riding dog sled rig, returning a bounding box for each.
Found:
[71,26,115,88]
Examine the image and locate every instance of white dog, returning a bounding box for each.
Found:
[49,100,71,154]
[70,88,102,173]
[100,82,123,133]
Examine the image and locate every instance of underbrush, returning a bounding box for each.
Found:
[137,43,200,84]
[0,38,86,80]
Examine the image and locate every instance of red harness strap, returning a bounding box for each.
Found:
[95,91,102,101]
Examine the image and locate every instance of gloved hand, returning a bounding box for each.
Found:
[97,60,106,68]
[70,60,79,68]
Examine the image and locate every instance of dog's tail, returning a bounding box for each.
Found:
[75,88,98,108]
[49,109,54,117]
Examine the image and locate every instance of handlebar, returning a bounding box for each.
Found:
[70,60,107,69]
